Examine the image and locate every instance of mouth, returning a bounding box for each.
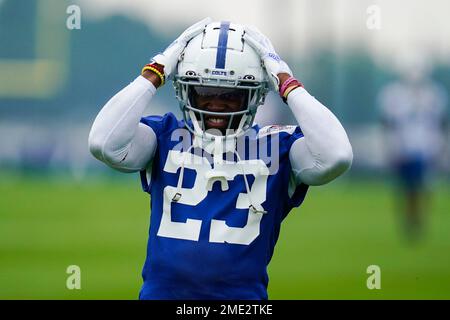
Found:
[205,116,228,129]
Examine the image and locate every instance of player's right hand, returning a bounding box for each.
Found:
[151,17,212,82]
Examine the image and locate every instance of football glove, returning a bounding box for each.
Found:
[151,17,212,81]
[243,25,293,92]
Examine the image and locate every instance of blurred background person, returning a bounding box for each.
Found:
[378,55,448,242]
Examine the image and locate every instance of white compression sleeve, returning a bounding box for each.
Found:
[287,87,353,186]
[88,76,158,173]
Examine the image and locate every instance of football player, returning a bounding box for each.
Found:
[378,61,448,242]
[88,18,353,299]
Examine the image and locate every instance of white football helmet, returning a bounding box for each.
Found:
[173,21,269,139]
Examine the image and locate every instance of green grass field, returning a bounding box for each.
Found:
[1,173,449,299]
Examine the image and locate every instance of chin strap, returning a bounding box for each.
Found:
[232,114,249,137]
[233,146,268,215]
[171,144,197,202]
[189,110,205,138]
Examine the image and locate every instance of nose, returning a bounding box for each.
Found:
[205,98,227,112]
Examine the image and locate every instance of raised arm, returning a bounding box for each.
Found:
[287,87,353,185]
[88,17,212,173]
[243,25,352,186]
[88,75,158,172]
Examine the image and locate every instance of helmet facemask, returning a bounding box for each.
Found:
[173,21,269,140]
[175,75,267,138]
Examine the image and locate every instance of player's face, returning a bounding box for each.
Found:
[191,86,247,133]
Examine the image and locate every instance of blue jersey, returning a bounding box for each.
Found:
[138,112,308,299]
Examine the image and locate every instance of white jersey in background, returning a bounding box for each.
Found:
[378,80,448,163]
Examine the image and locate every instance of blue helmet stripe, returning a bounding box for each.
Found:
[215,21,230,69]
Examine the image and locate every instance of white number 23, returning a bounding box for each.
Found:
[157,150,269,245]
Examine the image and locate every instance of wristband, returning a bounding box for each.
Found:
[282,85,302,102]
[279,76,303,103]
[141,63,165,86]
[279,76,297,95]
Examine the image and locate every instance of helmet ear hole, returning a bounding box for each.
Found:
[186,71,197,76]
[243,75,255,80]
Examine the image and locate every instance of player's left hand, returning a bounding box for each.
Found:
[243,25,293,92]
